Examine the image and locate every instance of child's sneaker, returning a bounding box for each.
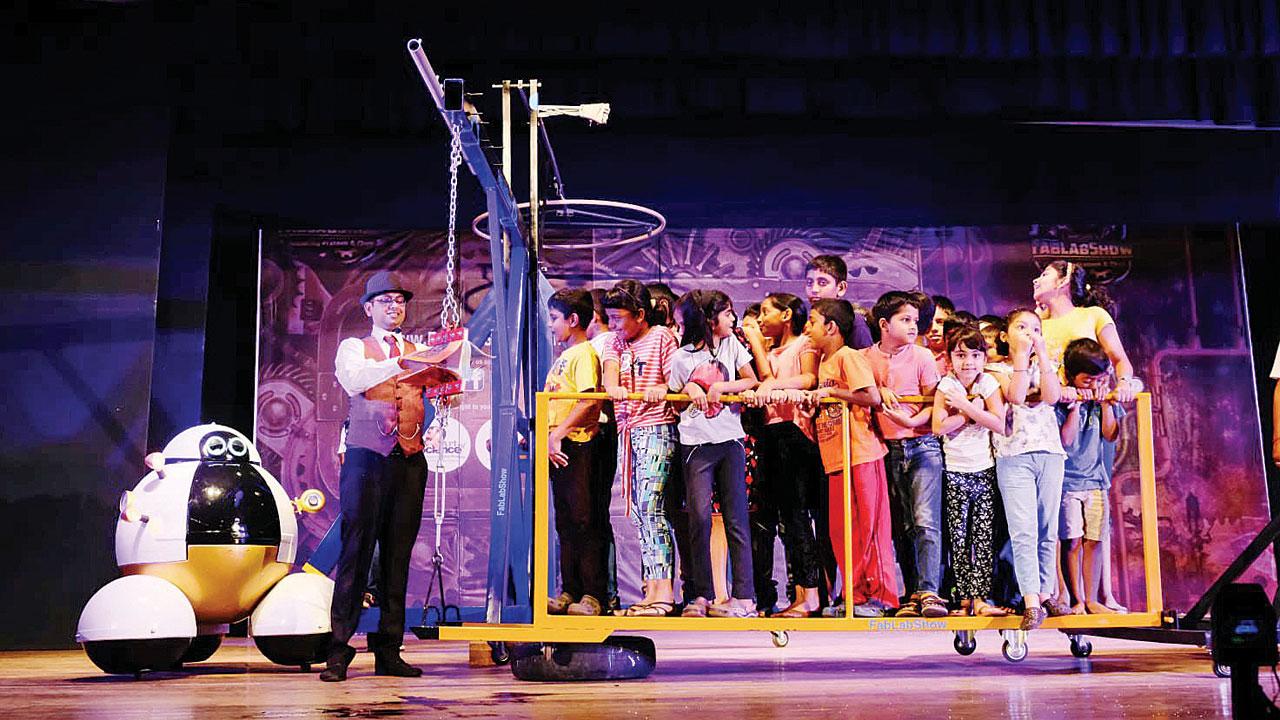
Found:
[708,598,757,618]
[547,591,573,615]
[566,595,603,616]
[895,594,922,617]
[821,602,846,618]
[852,602,886,618]
[919,592,949,618]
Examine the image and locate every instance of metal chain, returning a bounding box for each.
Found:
[430,398,451,558]
[441,123,463,330]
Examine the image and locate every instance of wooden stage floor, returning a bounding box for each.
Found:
[1,631,1242,719]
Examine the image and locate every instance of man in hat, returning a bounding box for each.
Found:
[322,271,435,681]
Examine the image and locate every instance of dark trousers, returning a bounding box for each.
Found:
[595,412,620,607]
[664,446,693,595]
[329,446,427,657]
[682,440,754,601]
[551,437,609,602]
[753,423,823,602]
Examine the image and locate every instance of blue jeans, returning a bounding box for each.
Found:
[885,436,944,594]
[996,452,1066,599]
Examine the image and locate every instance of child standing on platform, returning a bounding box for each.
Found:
[862,291,947,618]
[992,308,1066,630]
[544,289,607,616]
[932,325,1009,617]
[805,299,898,617]
[742,292,825,617]
[602,280,680,616]
[1057,338,1123,615]
[669,290,759,618]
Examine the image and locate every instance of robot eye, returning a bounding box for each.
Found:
[202,436,228,458]
[228,438,248,457]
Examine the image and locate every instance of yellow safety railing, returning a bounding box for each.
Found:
[431,392,1162,643]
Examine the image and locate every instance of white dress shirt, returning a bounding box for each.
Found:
[335,326,405,396]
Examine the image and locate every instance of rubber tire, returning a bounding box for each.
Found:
[253,633,330,669]
[771,631,789,648]
[954,634,977,656]
[1002,640,1028,663]
[179,634,223,664]
[1214,663,1232,678]
[1069,638,1093,658]
[510,636,656,681]
[83,638,192,676]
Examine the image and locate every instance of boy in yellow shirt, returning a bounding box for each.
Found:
[545,289,607,616]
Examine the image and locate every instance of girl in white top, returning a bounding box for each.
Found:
[932,325,1008,617]
[990,308,1065,631]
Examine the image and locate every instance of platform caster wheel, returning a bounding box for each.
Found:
[509,636,656,681]
[771,631,789,648]
[301,663,312,673]
[1002,640,1028,662]
[252,633,329,668]
[1213,663,1232,678]
[953,631,977,656]
[1069,637,1093,658]
[82,638,193,676]
[999,630,1028,663]
[490,642,511,665]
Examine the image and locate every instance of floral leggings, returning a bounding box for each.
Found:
[622,423,677,581]
[945,467,998,601]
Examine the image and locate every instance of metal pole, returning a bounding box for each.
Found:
[502,81,512,270]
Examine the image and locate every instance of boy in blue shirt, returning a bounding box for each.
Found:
[1057,338,1124,615]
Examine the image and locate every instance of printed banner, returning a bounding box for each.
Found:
[259,224,1273,613]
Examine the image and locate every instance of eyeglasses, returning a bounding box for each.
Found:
[373,296,408,307]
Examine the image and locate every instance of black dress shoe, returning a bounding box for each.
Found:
[374,653,423,677]
[319,645,356,682]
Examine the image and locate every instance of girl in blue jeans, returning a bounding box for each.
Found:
[992,308,1066,631]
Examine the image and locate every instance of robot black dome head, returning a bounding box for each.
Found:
[199,430,250,463]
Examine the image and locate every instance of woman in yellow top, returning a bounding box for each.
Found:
[1032,259,1136,613]
[1033,260,1138,404]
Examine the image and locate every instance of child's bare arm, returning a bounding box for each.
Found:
[932,389,965,435]
[1100,400,1121,442]
[1059,403,1082,446]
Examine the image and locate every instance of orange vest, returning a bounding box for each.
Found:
[344,335,427,456]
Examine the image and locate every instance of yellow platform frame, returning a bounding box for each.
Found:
[431,391,1162,644]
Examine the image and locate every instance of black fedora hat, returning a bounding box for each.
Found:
[360,271,414,304]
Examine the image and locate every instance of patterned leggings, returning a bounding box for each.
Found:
[945,467,998,601]
[622,424,677,581]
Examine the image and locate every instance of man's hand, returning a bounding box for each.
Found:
[548,434,569,468]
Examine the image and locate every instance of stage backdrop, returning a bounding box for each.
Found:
[259,224,1273,616]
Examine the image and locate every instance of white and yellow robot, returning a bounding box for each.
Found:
[76,423,331,675]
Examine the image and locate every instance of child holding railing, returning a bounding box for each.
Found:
[668,290,759,619]
[931,325,1009,617]
[601,280,680,617]
[805,299,898,617]
[991,308,1067,630]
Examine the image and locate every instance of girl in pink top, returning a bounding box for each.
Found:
[742,292,826,616]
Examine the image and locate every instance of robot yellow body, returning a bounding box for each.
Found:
[76,423,331,675]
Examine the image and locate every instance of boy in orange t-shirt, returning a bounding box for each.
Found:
[804,299,898,616]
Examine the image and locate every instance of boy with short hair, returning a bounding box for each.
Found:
[862,291,947,618]
[544,288,607,616]
[805,299,898,616]
[1057,338,1123,615]
[805,255,873,349]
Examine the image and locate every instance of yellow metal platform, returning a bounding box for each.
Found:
[427,392,1163,645]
